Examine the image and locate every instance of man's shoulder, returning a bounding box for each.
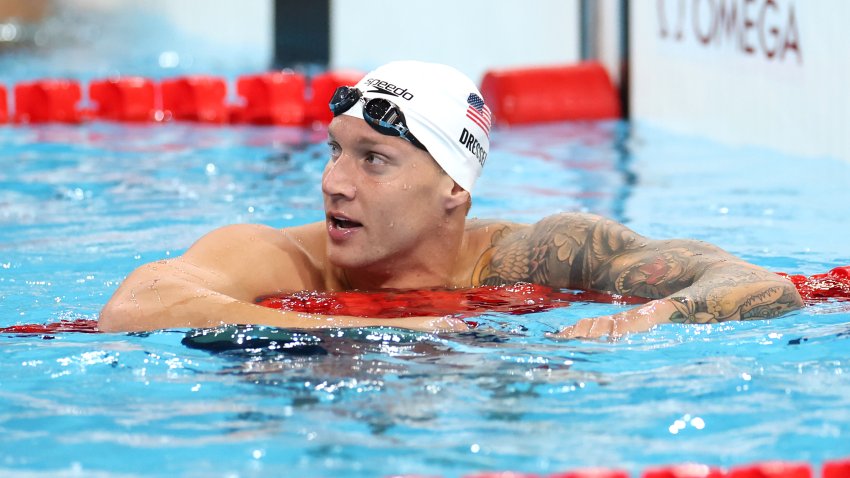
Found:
[187,222,326,261]
[465,218,530,234]
[182,221,329,292]
[199,223,281,241]
[200,221,323,241]
[464,218,526,246]
[464,213,610,246]
[465,213,633,287]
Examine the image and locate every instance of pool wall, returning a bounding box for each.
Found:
[328,0,582,83]
[630,0,850,163]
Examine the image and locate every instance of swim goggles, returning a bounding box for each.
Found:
[329,86,428,152]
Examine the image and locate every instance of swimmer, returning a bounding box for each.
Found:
[99,61,803,339]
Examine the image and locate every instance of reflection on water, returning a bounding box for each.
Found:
[178,324,606,449]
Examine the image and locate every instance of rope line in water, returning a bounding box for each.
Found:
[778,266,850,302]
[255,282,644,318]
[445,458,850,477]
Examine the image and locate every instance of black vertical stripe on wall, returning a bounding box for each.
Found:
[620,0,630,118]
[273,0,330,67]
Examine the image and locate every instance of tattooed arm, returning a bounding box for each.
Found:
[473,213,803,339]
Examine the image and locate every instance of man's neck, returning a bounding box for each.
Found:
[341,228,470,291]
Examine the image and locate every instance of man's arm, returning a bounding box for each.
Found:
[99,224,467,334]
[473,213,803,338]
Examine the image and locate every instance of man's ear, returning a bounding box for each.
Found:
[443,181,470,211]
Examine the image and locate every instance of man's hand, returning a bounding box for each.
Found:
[385,315,471,333]
[548,299,675,340]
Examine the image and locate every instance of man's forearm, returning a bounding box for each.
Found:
[553,266,804,340]
[662,265,803,324]
[99,272,466,333]
[101,291,383,332]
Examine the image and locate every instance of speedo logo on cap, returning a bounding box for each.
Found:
[364,77,414,100]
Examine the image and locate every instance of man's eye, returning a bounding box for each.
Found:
[364,154,388,166]
[327,142,341,158]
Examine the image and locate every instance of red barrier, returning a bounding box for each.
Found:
[234,71,306,125]
[0,84,7,123]
[306,69,365,125]
[14,79,83,123]
[3,63,623,127]
[89,77,157,122]
[549,469,630,478]
[727,462,812,478]
[643,464,725,478]
[822,458,850,478]
[161,75,228,123]
[480,62,620,125]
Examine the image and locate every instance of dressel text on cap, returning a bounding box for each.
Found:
[459,128,487,167]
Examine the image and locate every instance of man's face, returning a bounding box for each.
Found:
[322,115,454,271]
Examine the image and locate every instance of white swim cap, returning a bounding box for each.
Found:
[340,60,491,192]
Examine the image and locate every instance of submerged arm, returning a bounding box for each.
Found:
[474,213,803,338]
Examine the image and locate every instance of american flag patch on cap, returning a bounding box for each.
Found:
[466,93,492,137]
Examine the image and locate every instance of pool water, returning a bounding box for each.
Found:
[1,121,849,477]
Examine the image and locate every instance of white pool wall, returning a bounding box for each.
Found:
[630,0,850,162]
[329,0,581,84]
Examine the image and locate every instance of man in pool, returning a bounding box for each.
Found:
[99,60,803,339]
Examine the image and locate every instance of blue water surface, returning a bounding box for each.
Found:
[0,121,849,478]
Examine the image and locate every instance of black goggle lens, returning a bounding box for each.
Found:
[328,86,426,152]
[363,99,401,132]
[329,86,361,117]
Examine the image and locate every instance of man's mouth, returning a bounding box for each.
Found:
[329,215,363,229]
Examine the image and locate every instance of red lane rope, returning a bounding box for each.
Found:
[255,282,645,319]
[256,266,850,317]
[3,267,849,335]
[778,266,850,302]
[456,457,850,477]
[0,318,100,335]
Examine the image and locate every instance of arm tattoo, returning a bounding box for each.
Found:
[667,274,803,324]
[473,213,645,289]
[472,212,803,323]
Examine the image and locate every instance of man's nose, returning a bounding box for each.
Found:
[321,154,357,199]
